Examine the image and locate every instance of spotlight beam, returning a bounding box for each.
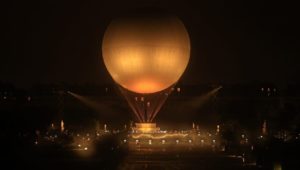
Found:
[67,91,117,115]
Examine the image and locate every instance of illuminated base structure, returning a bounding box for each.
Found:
[133,123,160,133]
[130,123,191,145]
[126,125,222,151]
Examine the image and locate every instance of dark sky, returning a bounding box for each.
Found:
[5,0,299,88]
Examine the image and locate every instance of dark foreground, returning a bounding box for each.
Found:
[6,133,299,170]
[120,150,258,170]
[11,150,257,170]
[7,138,258,170]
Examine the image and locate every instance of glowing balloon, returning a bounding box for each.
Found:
[102,16,190,94]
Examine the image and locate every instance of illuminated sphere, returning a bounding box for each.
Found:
[102,16,190,94]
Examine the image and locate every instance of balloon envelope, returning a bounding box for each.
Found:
[102,16,190,94]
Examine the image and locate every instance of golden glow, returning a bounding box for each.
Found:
[60,120,64,132]
[132,133,188,139]
[273,162,282,170]
[134,123,160,133]
[73,134,94,157]
[130,79,164,94]
[102,17,190,94]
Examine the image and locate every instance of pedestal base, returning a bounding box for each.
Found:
[133,123,160,133]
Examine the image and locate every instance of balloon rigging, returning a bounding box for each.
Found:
[102,15,190,123]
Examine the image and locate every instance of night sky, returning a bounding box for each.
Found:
[5,0,299,88]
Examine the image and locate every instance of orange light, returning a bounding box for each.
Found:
[132,133,188,139]
[131,79,163,94]
[134,123,160,133]
[102,16,190,94]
